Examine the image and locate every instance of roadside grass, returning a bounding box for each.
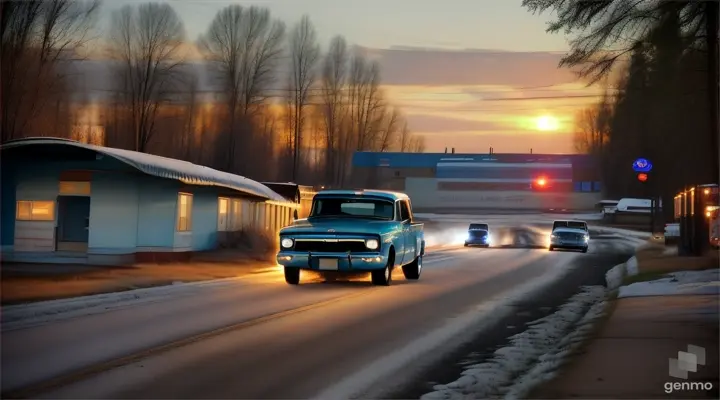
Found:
[1,254,277,306]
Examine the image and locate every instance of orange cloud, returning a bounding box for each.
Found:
[367,46,606,153]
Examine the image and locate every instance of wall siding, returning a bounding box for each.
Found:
[87,172,139,254]
[190,189,218,251]
[136,178,177,249]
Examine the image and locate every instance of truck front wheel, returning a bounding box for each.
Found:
[284,267,300,285]
[371,253,394,286]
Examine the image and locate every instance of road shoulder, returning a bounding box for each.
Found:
[530,294,719,399]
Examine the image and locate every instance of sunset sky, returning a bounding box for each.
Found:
[99,0,605,154]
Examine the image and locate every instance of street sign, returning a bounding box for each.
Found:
[637,173,648,182]
[632,158,653,172]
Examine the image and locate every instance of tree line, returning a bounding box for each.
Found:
[0,0,426,187]
[524,0,719,219]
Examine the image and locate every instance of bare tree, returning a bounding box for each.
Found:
[200,5,285,173]
[109,2,185,152]
[398,121,412,152]
[320,35,349,185]
[409,134,426,153]
[0,0,99,143]
[180,66,200,161]
[376,107,400,152]
[287,15,320,182]
[573,97,611,155]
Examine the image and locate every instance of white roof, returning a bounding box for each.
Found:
[1,138,288,202]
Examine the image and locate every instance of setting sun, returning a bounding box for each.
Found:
[535,115,560,131]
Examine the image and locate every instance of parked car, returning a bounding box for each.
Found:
[549,220,589,253]
[276,190,425,286]
[464,223,491,247]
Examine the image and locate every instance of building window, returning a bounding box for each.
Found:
[176,193,193,232]
[16,200,55,221]
[232,199,241,230]
[218,197,229,231]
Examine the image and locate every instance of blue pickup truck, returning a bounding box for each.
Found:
[276,190,425,286]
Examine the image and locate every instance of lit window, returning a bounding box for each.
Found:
[176,193,193,231]
[218,197,229,231]
[16,201,55,221]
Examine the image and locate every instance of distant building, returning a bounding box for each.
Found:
[350,151,602,211]
[1,138,297,265]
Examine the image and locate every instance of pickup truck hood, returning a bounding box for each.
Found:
[280,218,398,235]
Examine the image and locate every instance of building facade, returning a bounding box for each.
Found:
[351,152,602,211]
[1,138,297,265]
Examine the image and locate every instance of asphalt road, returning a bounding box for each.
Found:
[1,223,638,399]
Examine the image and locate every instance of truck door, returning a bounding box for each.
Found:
[399,200,415,265]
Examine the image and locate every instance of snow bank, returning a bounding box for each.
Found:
[618,269,720,298]
[420,286,608,400]
[625,256,639,276]
[605,262,627,291]
[597,226,652,240]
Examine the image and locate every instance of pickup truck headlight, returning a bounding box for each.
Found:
[365,239,379,250]
[280,238,294,249]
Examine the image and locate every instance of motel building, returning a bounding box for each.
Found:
[0,138,297,265]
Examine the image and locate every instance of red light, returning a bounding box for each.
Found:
[637,173,648,182]
[536,177,547,187]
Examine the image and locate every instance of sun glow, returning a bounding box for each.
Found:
[534,115,560,131]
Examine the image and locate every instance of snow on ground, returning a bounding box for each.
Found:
[420,286,608,400]
[596,226,652,240]
[543,212,605,221]
[618,269,720,298]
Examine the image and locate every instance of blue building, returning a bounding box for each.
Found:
[1,138,297,265]
[351,151,601,193]
[350,152,603,211]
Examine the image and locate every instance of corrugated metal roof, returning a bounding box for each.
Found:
[1,138,288,203]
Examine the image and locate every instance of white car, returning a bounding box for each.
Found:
[549,220,589,253]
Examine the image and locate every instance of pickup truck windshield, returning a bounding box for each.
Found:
[553,221,587,231]
[310,198,395,220]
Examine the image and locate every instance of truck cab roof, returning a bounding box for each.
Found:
[314,189,410,202]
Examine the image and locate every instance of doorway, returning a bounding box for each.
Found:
[56,196,90,252]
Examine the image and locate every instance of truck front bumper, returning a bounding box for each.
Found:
[276,251,388,271]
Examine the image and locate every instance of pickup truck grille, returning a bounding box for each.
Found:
[469,231,488,239]
[293,240,369,253]
[555,232,583,240]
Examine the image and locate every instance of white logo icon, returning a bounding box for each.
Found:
[669,344,706,379]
